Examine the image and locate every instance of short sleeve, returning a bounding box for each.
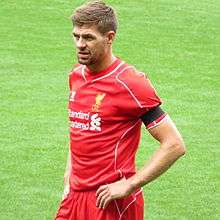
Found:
[117,69,162,118]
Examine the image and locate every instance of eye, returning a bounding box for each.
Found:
[73,34,79,41]
[83,35,95,41]
[85,37,93,41]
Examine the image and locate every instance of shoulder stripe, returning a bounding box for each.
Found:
[82,66,87,81]
[68,65,83,76]
[91,61,125,82]
[73,65,82,72]
[116,68,143,108]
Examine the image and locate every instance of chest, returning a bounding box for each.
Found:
[69,78,132,134]
[69,80,120,118]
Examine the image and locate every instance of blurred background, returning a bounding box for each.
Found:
[0,0,219,219]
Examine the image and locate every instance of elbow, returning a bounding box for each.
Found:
[172,139,186,157]
[163,136,186,158]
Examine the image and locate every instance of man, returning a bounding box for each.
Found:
[55,1,186,219]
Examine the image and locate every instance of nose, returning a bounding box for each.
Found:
[76,37,86,50]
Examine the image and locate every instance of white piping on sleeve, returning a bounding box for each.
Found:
[116,71,143,108]
[147,114,168,130]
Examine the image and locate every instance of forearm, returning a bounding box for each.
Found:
[96,117,186,209]
[64,148,71,185]
[130,142,185,190]
[96,143,185,209]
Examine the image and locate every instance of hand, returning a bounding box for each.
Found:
[96,178,134,209]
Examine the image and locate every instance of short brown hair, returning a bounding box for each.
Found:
[71,0,118,34]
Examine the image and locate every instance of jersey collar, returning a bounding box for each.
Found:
[84,58,121,81]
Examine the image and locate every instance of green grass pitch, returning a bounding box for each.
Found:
[0,0,219,219]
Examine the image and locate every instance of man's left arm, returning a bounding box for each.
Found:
[96,115,186,209]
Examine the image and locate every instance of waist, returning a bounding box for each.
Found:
[70,169,135,192]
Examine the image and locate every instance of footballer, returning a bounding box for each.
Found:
[55,1,186,219]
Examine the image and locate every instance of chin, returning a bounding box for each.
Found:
[78,59,89,65]
[77,56,90,65]
[78,59,96,67]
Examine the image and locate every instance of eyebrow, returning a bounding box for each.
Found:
[72,32,79,37]
[72,32,95,38]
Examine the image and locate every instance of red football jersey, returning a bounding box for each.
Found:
[68,58,162,191]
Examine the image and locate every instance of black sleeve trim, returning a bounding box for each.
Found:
[140,106,165,126]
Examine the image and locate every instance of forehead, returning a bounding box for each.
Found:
[73,24,102,36]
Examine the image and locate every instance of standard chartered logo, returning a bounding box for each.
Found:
[90,113,101,131]
[69,111,102,132]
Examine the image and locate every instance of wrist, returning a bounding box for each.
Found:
[129,174,144,191]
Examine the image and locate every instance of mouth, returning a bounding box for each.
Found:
[78,52,90,59]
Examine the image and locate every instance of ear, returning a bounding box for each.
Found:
[106,31,116,44]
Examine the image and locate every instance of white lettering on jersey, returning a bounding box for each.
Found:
[69,110,90,120]
[70,121,90,130]
[69,111,102,132]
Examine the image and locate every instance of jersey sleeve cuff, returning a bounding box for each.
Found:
[146,113,167,130]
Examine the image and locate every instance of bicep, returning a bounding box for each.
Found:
[148,116,183,145]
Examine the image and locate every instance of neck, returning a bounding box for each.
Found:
[87,52,116,73]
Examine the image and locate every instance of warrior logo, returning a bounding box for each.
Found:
[70,91,76,102]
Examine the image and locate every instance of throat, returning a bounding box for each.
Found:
[87,55,117,74]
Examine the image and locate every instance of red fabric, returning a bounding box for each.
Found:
[146,113,167,129]
[68,58,162,191]
[55,189,144,220]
